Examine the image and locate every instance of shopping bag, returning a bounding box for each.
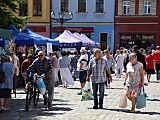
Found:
[81,82,93,101]
[119,88,127,108]
[37,78,46,95]
[136,87,147,109]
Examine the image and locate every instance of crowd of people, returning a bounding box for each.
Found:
[0,44,160,112]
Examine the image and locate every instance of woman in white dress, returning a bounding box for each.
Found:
[58,51,74,88]
[115,50,124,78]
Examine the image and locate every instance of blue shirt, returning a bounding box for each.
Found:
[0,62,14,89]
[59,56,71,68]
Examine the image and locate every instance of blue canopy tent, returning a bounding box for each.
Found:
[23,28,59,46]
[7,25,48,45]
[0,38,5,46]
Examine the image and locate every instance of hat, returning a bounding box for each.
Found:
[80,47,87,53]
[132,45,138,50]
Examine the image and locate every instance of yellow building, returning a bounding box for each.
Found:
[19,0,51,37]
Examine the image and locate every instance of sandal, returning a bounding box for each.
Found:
[129,110,136,113]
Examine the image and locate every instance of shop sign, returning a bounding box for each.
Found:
[142,35,154,40]
[53,27,94,33]
[121,35,132,40]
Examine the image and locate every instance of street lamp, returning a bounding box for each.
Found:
[51,11,73,27]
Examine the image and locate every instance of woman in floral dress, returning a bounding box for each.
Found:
[123,53,144,112]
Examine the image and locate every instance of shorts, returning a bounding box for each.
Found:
[79,70,87,83]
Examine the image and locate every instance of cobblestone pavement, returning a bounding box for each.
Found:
[0,75,160,120]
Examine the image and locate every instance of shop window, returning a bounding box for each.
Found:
[123,1,130,15]
[95,0,104,13]
[19,0,28,16]
[33,0,42,16]
[100,33,107,50]
[144,1,151,14]
[61,0,69,12]
[120,34,154,50]
[78,0,86,12]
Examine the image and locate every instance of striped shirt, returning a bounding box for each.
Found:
[27,57,53,76]
[87,57,109,83]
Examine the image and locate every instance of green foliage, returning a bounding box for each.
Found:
[0,0,29,29]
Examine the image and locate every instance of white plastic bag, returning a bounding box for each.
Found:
[81,82,93,101]
[119,88,127,108]
[37,78,46,95]
[144,75,148,86]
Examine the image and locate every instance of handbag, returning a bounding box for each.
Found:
[119,87,127,108]
[0,62,5,83]
[136,87,147,109]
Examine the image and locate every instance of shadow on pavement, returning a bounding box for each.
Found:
[53,99,69,102]
[67,87,81,90]
[0,97,73,119]
[104,108,160,115]
[109,88,123,90]
[147,98,160,102]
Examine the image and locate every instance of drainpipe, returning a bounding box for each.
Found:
[113,0,116,54]
[50,0,52,38]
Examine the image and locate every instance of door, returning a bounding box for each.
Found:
[100,33,108,50]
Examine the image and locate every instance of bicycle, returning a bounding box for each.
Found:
[25,74,40,112]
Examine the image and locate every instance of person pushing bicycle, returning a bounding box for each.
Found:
[27,51,54,109]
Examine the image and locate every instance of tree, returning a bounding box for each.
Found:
[0,0,29,29]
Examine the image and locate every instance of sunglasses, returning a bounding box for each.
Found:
[38,55,43,57]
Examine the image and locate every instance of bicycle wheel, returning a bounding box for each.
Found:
[33,84,39,107]
[25,86,33,112]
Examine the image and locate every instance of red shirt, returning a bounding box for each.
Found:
[145,54,154,69]
[152,50,160,64]
[21,59,33,73]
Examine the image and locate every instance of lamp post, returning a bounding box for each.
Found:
[51,11,73,32]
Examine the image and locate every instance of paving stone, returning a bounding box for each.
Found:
[0,75,160,120]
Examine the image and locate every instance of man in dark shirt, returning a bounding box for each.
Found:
[131,45,146,71]
[27,51,53,109]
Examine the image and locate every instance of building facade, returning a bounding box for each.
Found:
[115,0,160,51]
[51,0,115,50]
[18,0,51,37]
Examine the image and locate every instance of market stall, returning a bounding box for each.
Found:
[54,30,84,48]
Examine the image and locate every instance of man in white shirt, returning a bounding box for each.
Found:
[77,47,88,94]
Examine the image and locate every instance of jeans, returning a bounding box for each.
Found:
[43,79,54,103]
[92,83,105,106]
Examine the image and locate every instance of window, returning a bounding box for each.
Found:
[33,0,42,16]
[19,1,28,16]
[123,1,130,15]
[61,0,69,12]
[78,0,86,12]
[144,1,151,14]
[95,0,104,13]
